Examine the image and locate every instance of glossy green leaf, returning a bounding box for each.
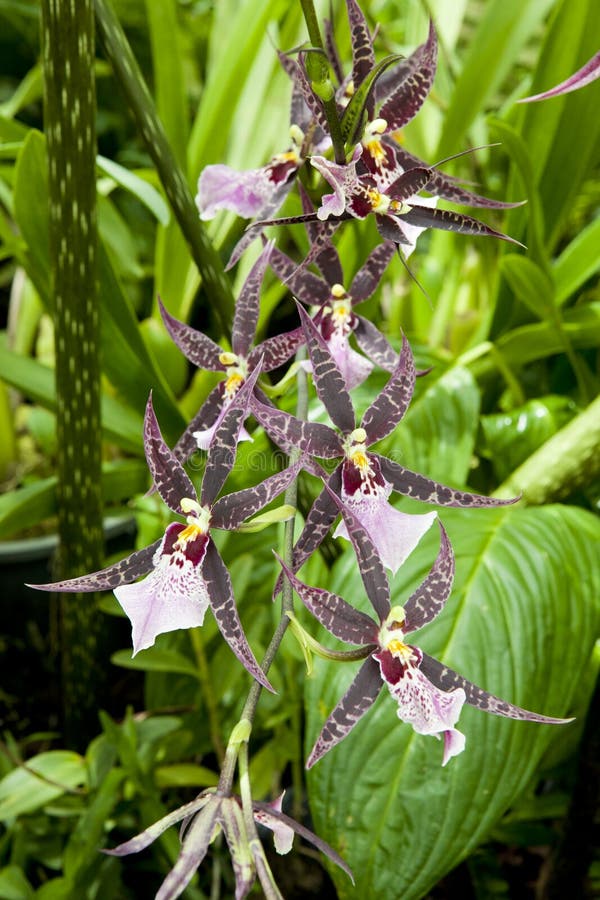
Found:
[377,365,480,487]
[480,395,576,482]
[0,751,87,820]
[96,155,169,225]
[306,505,600,899]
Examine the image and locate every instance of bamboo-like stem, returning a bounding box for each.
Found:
[93,0,235,332]
[41,0,105,746]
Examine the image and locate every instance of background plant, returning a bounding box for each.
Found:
[0,0,598,897]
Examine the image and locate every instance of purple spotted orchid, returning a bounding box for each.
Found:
[105,788,352,900]
[29,377,305,692]
[252,303,516,584]
[160,242,304,463]
[279,510,572,769]
[268,196,398,388]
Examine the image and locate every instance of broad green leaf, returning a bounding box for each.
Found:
[472,301,600,376]
[500,254,554,320]
[0,343,143,453]
[553,216,600,306]
[96,155,169,225]
[111,647,201,679]
[306,505,600,899]
[0,461,147,539]
[0,751,87,819]
[480,395,576,482]
[0,115,29,141]
[377,365,480,487]
[436,0,555,158]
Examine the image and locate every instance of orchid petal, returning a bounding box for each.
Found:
[211,457,306,531]
[377,456,519,508]
[249,326,305,372]
[311,147,362,220]
[378,20,438,130]
[297,303,356,433]
[251,397,343,459]
[202,540,274,693]
[361,333,415,443]
[232,242,272,358]
[114,525,211,655]
[220,798,255,900]
[325,483,391,621]
[159,299,223,371]
[326,327,374,389]
[334,470,436,576]
[276,553,377,645]
[27,540,159,593]
[307,657,381,768]
[197,162,298,221]
[172,384,224,465]
[403,522,455,633]
[349,241,396,302]
[420,653,574,724]
[346,0,375,89]
[376,648,466,763]
[401,204,524,246]
[252,795,294,855]
[518,49,600,102]
[252,801,354,881]
[155,801,221,900]
[353,316,398,372]
[104,793,214,856]
[144,394,196,514]
[201,365,262,507]
[268,242,329,306]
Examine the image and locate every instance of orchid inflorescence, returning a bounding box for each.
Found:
[31,1,572,897]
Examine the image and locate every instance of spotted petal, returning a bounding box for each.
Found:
[349,241,396,302]
[202,540,274,692]
[114,525,211,655]
[144,394,196,514]
[251,397,343,459]
[172,384,224,465]
[104,793,214,856]
[276,553,377,645]
[346,0,375,90]
[326,327,374,390]
[403,522,455,633]
[249,327,305,372]
[231,242,272,358]
[307,657,381,768]
[518,49,600,102]
[197,161,298,221]
[378,21,437,131]
[420,653,574,725]
[297,303,356,433]
[377,456,519,508]
[154,800,221,900]
[159,299,223,371]
[353,316,397,372]
[375,648,466,766]
[27,540,160,594]
[201,364,262,507]
[211,457,306,531]
[361,334,415,444]
[268,242,330,306]
[401,204,524,246]
[311,147,362,221]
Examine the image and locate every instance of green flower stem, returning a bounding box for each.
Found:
[41,0,106,747]
[218,353,308,795]
[189,627,225,765]
[93,0,234,332]
[299,0,347,164]
[493,394,600,504]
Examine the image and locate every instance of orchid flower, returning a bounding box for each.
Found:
[279,512,572,768]
[160,242,303,463]
[29,378,304,691]
[268,191,398,388]
[518,49,600,103]
[105,789,352,900]
[251,305,517,589]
